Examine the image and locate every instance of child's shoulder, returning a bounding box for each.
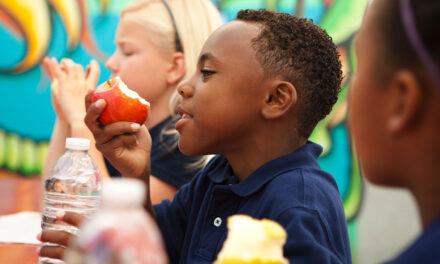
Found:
[198,142,343,211]
[386,216,440,264]
[256,142,343,213]
[265,164,341,210]
[261,163,337,202]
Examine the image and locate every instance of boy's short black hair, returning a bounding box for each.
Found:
[237,9,342,138]
[373,0,440,87]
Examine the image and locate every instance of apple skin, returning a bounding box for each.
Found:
[91,80,150,125]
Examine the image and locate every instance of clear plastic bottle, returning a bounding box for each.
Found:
[65,178,168,264]
[40,138,102,264]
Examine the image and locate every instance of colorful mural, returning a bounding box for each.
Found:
[0,0,125,176]
[0,0,368,259]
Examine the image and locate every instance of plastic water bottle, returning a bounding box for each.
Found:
[64,178,168,264]
[40,138,102,264]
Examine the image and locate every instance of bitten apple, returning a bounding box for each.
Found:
[92,77,150,125]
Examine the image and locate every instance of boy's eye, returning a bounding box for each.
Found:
[200,69,216,80]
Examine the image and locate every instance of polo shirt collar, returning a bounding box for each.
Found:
[208,141,323,197]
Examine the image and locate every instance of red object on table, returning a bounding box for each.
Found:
[0,243,40,264]
[0,172,43,264]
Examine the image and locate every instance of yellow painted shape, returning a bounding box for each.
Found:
[48,0,81,50]
[0,0,50,72]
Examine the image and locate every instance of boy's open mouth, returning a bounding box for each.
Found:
[181,113,192,119]
[177,107,193,119]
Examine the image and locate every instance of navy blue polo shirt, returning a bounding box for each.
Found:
[154,142,352,263]
[385,216,440,264]
[105,116,205,187]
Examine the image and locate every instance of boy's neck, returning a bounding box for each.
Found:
[225,133,307,182]
[404,148,440,229]
[404,119,440,229]
[411,174,440,229]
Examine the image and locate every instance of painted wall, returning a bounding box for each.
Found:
[0,0,421,263]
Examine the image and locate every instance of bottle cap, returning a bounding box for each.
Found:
[65,138,91,151]
[102,178,146,208]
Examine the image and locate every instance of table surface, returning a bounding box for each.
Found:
[0,172,42,264]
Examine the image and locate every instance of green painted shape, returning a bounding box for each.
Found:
[20,139,36,176]
[310,119,331,155]
[220,0,264,9]
[36,142,49,177]
[336,82,349,111]
[87,0,133,15]
[343,151,363,220]
[350,36,357,71]
[309,81,349,156]
[347,220,358,263]
[0,130,5,167]
[5,134,20,171]
[265,0,278,10]
[320,0,369,44]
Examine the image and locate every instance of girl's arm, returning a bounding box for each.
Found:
[42,58,110,180]
[42,118,70,178]
[70,120,110,180]
[150,176,178,204]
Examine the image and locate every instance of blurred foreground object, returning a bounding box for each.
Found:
[215,215,288,264]
[40,138,102,264]
[65,178,168,264]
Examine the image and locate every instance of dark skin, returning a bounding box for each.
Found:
[349,0,440,229]
[38,21,307,259]
[37,211,83,259]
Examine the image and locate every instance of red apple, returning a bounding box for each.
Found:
[92,77,150,125]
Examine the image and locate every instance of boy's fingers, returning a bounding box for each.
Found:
[85,89,95,110]
[96,122,141,146]
[39,244,66,260]
[84,99,106,136]
[40,229,72,246]
[96,130,140,154]
[61,211,85,227]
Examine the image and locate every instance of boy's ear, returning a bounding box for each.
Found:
[167,52,186,85]
[261,81,297,119]
[386,70,423,134]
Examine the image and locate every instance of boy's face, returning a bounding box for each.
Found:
[349,0,396,185]
[175,21,268,156]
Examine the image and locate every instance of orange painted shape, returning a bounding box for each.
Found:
[0,6,23,37]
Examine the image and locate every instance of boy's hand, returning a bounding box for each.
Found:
[38,212,85,260]
[84,91,152,179]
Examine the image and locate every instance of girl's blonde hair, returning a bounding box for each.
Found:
[120,0,221,169]
[121,0,222,113]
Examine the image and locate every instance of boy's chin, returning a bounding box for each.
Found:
[177,141,204,157]
[362,169,404,188]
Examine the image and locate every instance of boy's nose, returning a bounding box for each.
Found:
[177,80,193,98]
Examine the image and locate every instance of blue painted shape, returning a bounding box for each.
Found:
[0,24,25,69]
[0,13,119,141]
